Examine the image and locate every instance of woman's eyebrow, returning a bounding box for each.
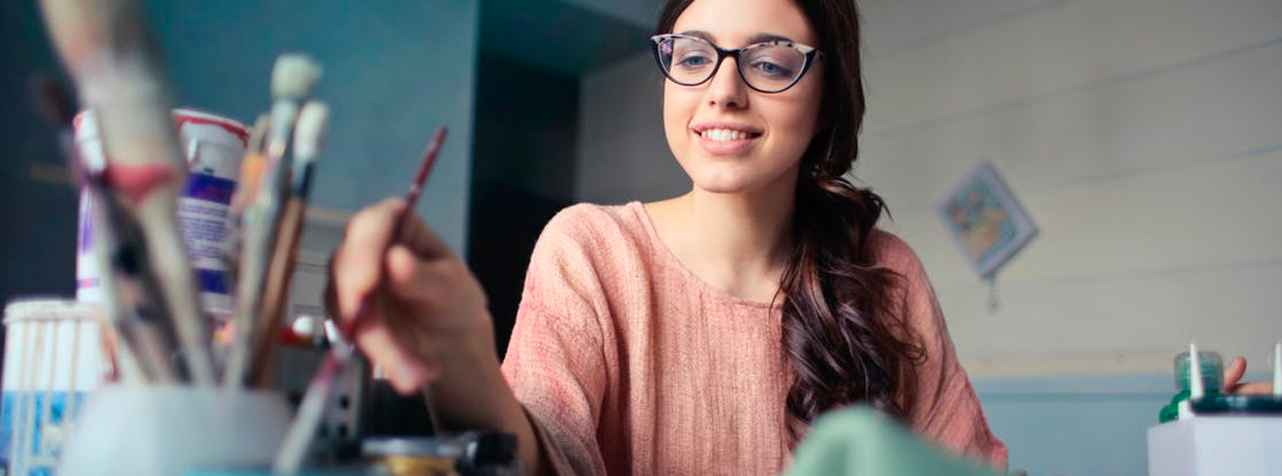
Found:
[747,33,794,44]
[675,30,797,45]
[677,30,716,42]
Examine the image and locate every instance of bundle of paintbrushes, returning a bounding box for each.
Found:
[40,0,219,385]
[36,0,456,472]
[38,0,334,391]
[223,55,327,388]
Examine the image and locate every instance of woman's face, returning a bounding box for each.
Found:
[663,0,824,195]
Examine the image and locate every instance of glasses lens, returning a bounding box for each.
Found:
[740,44,807,92]
[656,36,717,85]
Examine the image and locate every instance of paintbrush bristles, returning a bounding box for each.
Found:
[1189,342,1204,400]
[266,55,321,157]
[292,102,329,164]
[271,55,322,100]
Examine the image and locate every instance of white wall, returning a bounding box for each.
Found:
[574,0,1282,377]
[858,0,1282,377]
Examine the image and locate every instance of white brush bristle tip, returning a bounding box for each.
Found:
[271,55,322,99]
[1189,341,1204,399]
[293,102,330,162]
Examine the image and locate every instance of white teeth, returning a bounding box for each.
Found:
[700,128,751,141]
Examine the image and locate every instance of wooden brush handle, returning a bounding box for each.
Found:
[247,198,309,387]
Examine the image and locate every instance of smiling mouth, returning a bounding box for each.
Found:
[699,129,761,142]
[694,127,764,142]
[690,126,762,156]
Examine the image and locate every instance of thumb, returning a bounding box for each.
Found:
[394,205,455,261]
[385,244,451,306]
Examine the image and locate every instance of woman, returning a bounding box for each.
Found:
[328,0,1010,473]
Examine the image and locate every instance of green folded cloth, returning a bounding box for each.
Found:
[786,407,1001,476]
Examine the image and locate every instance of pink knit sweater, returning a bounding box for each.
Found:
[500,202,1007,475]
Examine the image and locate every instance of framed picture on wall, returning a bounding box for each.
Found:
[937,162,1038,279]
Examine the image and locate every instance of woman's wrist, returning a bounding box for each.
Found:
[423,320,542,475]
[422,313,517,431]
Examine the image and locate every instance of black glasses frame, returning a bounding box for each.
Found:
[650,33,823,94]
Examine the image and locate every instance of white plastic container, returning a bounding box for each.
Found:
[74,108,248,321]
[0,299,106,476]
[1148,416,1282,476]
[57,386,292,476]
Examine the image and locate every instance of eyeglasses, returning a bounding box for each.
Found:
[650,33,822,94]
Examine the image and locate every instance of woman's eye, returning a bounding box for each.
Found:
[678,55,712,67]
[751,60,792,77]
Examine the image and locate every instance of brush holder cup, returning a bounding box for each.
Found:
[58,385,291,475]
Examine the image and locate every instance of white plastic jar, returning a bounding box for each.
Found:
[73,108,248,322]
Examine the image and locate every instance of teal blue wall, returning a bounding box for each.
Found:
[146,1,480,254]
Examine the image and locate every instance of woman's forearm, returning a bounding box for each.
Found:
[424,340,545,475]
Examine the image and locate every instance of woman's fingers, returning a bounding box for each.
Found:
[1219,356,1274,394]
[332,198,456,321]
[1226,382,1274,395]
[1222,356,1247,392]
[394,205,455,260]
[327,198,491,396]
[332,199,405,321]
[385,245,449,306]
[354,309,441,393]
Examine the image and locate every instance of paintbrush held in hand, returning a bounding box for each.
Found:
[274,127,448,475]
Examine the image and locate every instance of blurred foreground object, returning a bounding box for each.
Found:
[786,407,1001,476]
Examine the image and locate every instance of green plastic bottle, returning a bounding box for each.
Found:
[1157,350,1223,423]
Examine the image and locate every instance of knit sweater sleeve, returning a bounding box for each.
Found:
[501,206,614,476]
[875,231,1009,471]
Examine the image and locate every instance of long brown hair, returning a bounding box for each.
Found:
[655,0,924,440]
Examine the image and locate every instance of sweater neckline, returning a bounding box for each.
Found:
[627,201,779,310]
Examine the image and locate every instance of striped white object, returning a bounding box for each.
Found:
[1,298,106,476]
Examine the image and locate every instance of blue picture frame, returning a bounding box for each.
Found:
[937,162,1039,279]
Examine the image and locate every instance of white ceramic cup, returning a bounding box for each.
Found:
[57,386,291,476]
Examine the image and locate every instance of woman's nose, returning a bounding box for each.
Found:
[705,57,748,109]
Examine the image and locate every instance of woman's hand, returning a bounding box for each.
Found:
[326,198,494,394]
[328,198,543,474]
[326,198,544,475]
[1221,356,1274,395]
